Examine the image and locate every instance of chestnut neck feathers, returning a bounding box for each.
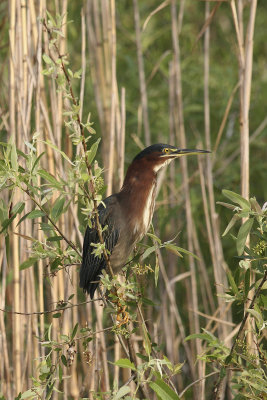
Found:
[118,158,158,232]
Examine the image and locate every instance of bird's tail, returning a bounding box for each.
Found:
[79,256,105,299]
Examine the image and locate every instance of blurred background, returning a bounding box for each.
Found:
[0,0,266,399]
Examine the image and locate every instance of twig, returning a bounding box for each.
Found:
[0,298,102,316]
[179,371,219,398]
[22,186,81,256]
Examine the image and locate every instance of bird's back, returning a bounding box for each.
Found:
[80,190,149,298]
[80,195,120,298]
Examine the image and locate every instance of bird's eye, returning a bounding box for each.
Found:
[163,148,170,154]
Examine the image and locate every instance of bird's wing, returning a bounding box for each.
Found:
[80,196,119,298]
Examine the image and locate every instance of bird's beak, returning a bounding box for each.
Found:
[174,148,211,157]
[161,148,211,158]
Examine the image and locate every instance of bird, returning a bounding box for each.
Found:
[80,143,210,298]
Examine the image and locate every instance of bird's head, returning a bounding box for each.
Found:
[133,143,210,173]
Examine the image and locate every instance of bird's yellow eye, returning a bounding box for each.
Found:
[163,148,170,154]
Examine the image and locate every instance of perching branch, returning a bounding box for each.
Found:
[0,298,102,316]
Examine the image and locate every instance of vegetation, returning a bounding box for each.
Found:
[0,1,266,399]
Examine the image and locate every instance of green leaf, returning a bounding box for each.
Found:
[46,10,56,26]
[142,245,156,260]
[27,210,46,219]
[149,378,180,400]
[11,143,18,171]
[51,197,65,221]
[147,232,162,244]
[236,218,254,256]
[249,197,263,214]
[142,297,155,306]
[87,138,101,166]
[53,313,62,318]
[25,141,36,153]
[222,190,250,210]
[21,389,41,399]
[246,308,263,325]
[142,322,151,356]
[114,358,136,371]
[12,202,25,215]
[71,323,79,340]
[31,152,45,173]
[164,244,183,257]
[74,69,82,79]
[167,245,199,260]
[185,333,214,342]
[227,269,239,296]
[20,257,38,270]
[39,223,54,231]
[60,334,69,342]
[0,202,26,233]
[67,68,73,78]
[46,236,63,242]
[113,386,131,400]
[40,140,74,165]
[0,215,17,233]
[216,201,237,210]
[222,214,240,237]
[38,169,61,188]
[40,361,50,375]
[136,352,149,361]
[50,258,61,271]
[17,210,45,226]
[61,354,67,367]
[43,54,53,65]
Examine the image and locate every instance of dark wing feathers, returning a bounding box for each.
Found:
[80,196,119,298]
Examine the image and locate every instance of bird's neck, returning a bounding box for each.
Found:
[118,160,157,234]
[120,159,157,194]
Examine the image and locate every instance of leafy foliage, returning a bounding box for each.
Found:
[186,191,267,400]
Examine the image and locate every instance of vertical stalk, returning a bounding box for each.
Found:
[9,0,22,394]
[35,0,45,358]
[107,0,116,196]
[241,0,257,199]
[238,0,257,354]
[133,0,151,146]
[204,3,231,343]
[79,9,86,121]
[0,252,11,398]
[171,1,200,391]
[118,87,126,188]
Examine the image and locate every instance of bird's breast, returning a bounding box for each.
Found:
[133,182,156,237]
